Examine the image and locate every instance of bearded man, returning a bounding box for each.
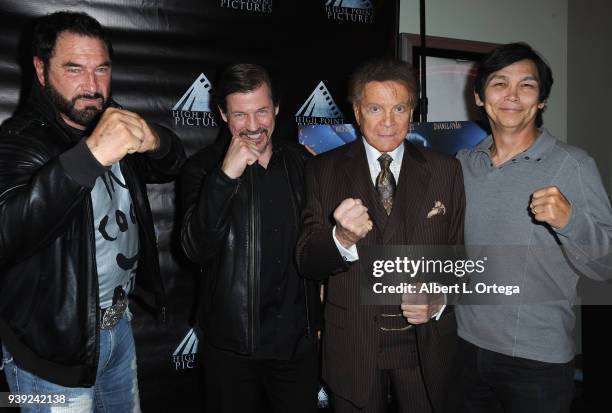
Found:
[0,11,185,412]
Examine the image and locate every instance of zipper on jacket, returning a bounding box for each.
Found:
[248,166,260,353]
[120,161,166,316]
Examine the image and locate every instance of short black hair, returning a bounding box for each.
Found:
[474,42,553,127]
[348,57,419,108]
[31,11,113,64]
[214,63,277,113]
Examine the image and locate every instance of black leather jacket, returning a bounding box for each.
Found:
[0,84,185,387]
[180,136,321,355]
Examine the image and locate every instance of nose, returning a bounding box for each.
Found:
[247,113,258,131]
[83,70,98,93]
[505,85,519,102]
[382,110,395,127]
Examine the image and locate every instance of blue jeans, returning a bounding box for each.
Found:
[1,312,140,412]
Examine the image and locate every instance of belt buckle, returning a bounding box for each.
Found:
[377,313,413,331]
[100,298,127,330]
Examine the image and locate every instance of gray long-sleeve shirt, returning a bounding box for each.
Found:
[456,128,612,363]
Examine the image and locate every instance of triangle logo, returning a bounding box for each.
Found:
[296,81,343,119]
[172,73,213,112]
[325,0,373,9]
[173,328,199,356]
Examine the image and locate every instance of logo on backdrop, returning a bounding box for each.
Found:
[172,73,217,128]
[324,0,374,23]
[295,81,344,126]
[220,0,272,14]
[172,328,199,370]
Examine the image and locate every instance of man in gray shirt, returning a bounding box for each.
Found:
[454,42,612,413]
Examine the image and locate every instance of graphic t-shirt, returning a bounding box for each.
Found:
[91,163,139,308]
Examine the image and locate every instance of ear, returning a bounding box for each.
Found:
[218,105,228,123]
[274,105,279,116]
[352,103,361,126]
[537,101,546,110]
[474,92,484,107]
[33,57,46,86]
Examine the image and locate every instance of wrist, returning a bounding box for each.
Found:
[336,231,354,249]
[221,166,239,179]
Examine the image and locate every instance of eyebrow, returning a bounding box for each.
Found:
[231,106,271,114]
[62,60,111,68]
[488,74,538,82]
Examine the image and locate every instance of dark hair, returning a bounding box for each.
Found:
[31,11,113,64]
[348,57,419,108]
[214,63,276,113]
[474,42,553,127]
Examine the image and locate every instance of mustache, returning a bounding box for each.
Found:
[239,128,268,137]
[72,93,105,104]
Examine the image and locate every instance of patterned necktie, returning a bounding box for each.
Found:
[376,153,396,215]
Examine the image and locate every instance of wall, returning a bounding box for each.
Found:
[400,1,612,358]
[399,0,568,142]
[568,0,612,194]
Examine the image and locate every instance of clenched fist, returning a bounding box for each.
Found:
[401,286,444,324]
[529,186,572,229]
[333,198,373,249]
[221,135,262,179]
[86,108,159,166]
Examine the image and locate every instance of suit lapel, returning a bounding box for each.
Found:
[342,140,387,232]
[383,142,431,244]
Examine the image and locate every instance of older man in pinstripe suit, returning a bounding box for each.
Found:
[297,58,465,413]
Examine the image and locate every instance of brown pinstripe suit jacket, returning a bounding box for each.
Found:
[296,138,465,411]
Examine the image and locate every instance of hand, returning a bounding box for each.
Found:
[86,108,146,166]
[221,135,261,179]
[333,198,372,249]
[137,118,160,153]
[530,186,572,229]
[400,285,444,324]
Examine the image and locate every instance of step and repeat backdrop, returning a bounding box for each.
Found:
[0,0,399,410]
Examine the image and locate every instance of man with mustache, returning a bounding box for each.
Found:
[0,11,185,412]
[180,63,321,412]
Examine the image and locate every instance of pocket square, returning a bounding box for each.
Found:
[426,201,446,219]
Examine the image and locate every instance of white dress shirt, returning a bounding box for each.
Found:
[330,138,445,319]
[333,138,403,261]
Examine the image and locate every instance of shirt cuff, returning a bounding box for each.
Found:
[332,226,359,262]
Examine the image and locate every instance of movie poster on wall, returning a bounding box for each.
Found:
[299,121,488,156]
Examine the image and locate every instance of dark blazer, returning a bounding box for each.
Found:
[296,138,465,411]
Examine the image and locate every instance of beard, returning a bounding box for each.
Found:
[43,77,108,128]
